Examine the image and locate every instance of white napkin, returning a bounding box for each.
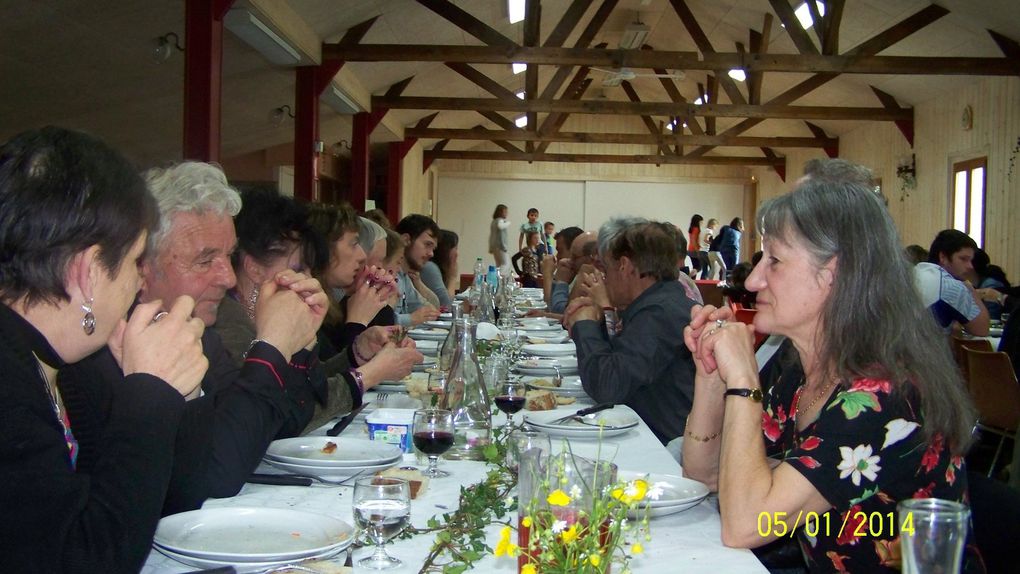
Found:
[475,321,500,340]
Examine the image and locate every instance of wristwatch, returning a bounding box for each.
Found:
[724,387,763,402]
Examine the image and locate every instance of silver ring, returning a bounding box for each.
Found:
[715,319,726,328]
[152,311,169,323]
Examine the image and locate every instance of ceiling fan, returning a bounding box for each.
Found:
[591,15,685,87]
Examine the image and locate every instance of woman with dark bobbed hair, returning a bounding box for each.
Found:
[683,159,977,572]
[0,127,206,570]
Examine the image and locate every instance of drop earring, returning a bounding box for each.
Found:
[81,298,96,336]
[245,285,259,320]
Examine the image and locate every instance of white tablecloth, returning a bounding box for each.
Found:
[142,404,766,573]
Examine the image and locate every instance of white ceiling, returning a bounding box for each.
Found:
[0,0,1017,169]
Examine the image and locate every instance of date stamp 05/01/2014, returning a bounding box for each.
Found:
[757,510,915,539]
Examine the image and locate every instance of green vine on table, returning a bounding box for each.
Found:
[399,423,520,574]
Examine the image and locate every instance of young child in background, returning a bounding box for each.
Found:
[518,207,542,250]
[512,231,545,288]
[543,221,555,255]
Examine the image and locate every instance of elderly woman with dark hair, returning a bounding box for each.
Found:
[0,127,206,570]
[683,159,976,572]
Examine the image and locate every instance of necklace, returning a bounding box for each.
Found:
[796,377,839,418]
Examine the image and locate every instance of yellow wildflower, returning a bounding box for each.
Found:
[547,489,571,506]
[561,523,579,544]
[522,516,533,528]
[494,526,513,557]
[587,554,602,567]
[521,564,537,574]
[629,479,648,501]
[631,543,644,555]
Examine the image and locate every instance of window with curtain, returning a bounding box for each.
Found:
[951,157,987,248]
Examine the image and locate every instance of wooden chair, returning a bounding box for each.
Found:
[695,281,724,308]
[952,336,994,388]
[733,308,768,350]
[965,347,1020,476]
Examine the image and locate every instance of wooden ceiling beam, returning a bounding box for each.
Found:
[803,121,838,157]
[768,0,819,55]
[322,45,1017,76]
[414,112,440,129]
[424,150,784,166]
[523,0,540,139]
[668,0,747,107]
[543,0,593,48]
[538,0,617,101]
[620,80,674,155]
[371,95,913,121]
[685,3,949,158]
[478,110,518,131]
[870,86,914,146]
[535,70,593,154]
[823,0,846,55]
[748,14,773,105]
[446,62,518,99]
[405,127,838,148]
[414,0,516,48]
[654,61,704,135]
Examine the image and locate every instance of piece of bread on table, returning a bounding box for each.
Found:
[525,389,557,411]
[555,395,576,406]
[528,377,560,388]
[378,467,429,499]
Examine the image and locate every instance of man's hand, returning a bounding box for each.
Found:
[580,271,610,309]
[554,258,576,284]
[563,296,601,332]
[114,297,208,398]
[409,305,441,326]
[255,275,324,358]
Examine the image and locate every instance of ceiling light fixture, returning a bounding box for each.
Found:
[224,7,301,65]
[693,96,704,105]
[514,115,528,128]
[321,84,362,114]
[728,69,747,82]
[270,105,295,126]
[508,0,525,24]
[794,1,825,29]
[153,32,183,63]
[512,62,527,74]
[516,90,525,99]
[619,19,651,50]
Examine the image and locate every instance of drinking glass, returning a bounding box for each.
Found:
[494,379,527,427]
[505,429,551,471]
[353,477,411,570]
[483,355,509,389]
[426,369,448,408]
[898,498,970,574]
[412,409,454,478]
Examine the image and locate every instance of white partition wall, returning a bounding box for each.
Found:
[437,176,746,276]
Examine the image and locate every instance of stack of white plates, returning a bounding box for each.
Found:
[515,357,578,376]
[423,320,452,329]
[263,436,403,478]
[523,408,639,439]
[617,471,710,518]
[414,339,440,356]
[521,342,576,357]
[412,355,438,372]
[522,375,588,398]
[153,507,355,572]
[516,318,561,331]
[408,327,447,341]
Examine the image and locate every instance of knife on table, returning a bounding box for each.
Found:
[327,403,367,437]
[246,473,313,487]
[548,402,614,425]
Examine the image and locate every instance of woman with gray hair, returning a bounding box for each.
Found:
[682,159,976,572]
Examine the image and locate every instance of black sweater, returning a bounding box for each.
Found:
[0,303,185,573]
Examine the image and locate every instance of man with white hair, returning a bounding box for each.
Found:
[74,162,329,515]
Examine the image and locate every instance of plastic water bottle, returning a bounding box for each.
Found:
[473,258,485,288]
[486,265,499,289]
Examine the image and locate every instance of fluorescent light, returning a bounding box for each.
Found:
[321,85,361,114]
[794,1,825,29]
[514,115,528,128]
[508,0,525,24]
[694,97,703,105]
[224,8,301,65]
[619,21,651,50]
[666,121,674,131]
[516,90,525,99]
[728,69,746,82]
[512,62,527,74]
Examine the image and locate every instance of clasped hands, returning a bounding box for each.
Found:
[348,265,398,324]
[254,269,329,359]
[683,305,758,390]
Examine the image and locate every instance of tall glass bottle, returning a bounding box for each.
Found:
[438,302,461,372]
[474,277,496,323]
[441,317,491,461]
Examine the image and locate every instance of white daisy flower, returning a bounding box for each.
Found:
[647,482,670,500]
[569,484,582,499]
[837,444,882,486]
[551,520,568,534]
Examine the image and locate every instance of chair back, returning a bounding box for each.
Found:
[952,337,993,388]
[696,282,724,308]
[967,471,1020,574]
[965,347,1020,432]
[734,308,757,325]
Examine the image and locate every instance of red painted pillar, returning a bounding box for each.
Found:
[183,0,234,162]
[350,112,371,212]
[294,67,318,202]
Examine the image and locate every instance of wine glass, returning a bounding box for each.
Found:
[426,369,448,409]
[412,409,455,478]
[353,477,411,570]
[494,379,527,427]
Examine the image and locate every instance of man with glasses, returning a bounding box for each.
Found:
[564,218,697,445]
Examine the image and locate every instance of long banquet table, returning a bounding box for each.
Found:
[143,399,767,574]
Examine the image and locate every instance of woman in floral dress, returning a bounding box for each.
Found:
[681,159,978,573]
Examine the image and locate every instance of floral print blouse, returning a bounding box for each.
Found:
[762,376,968,573]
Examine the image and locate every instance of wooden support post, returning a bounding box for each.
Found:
[183,0,235,162]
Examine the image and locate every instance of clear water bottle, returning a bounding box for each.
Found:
[439,302,461,371]
[472,258,485,289]
[441,317,491,461]
[486,264,499,289]
[475,276,496,324]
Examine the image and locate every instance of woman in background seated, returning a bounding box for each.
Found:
[683,159,976,572]
[0,127,206,571]
[420,229,459,309]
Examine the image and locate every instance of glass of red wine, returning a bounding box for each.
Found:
[412,408,454,478]
[494,379,527,427]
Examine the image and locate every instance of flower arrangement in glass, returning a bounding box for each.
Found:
[497,447,653,574]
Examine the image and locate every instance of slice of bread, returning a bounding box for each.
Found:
[378,467,429,499]
[525,389,557,411]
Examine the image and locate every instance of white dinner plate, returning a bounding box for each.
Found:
[522,343,577,357]
[262,457,401,478]
[374,381,413,392]
[525,333,570,344]
[155,544,345,572]
[154,507,354,562]
[408,328,447,341]
[516,320,562,332]
[524,408,639,439]
[522,375,588,397]
[516,301,547,310]
[412,356,438,372]
[618,471,710,517]
[423,320,452,329]
[515,357,578,376]
[439,312,453,319]
[265,436,402,468]
[414,339,440,356]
